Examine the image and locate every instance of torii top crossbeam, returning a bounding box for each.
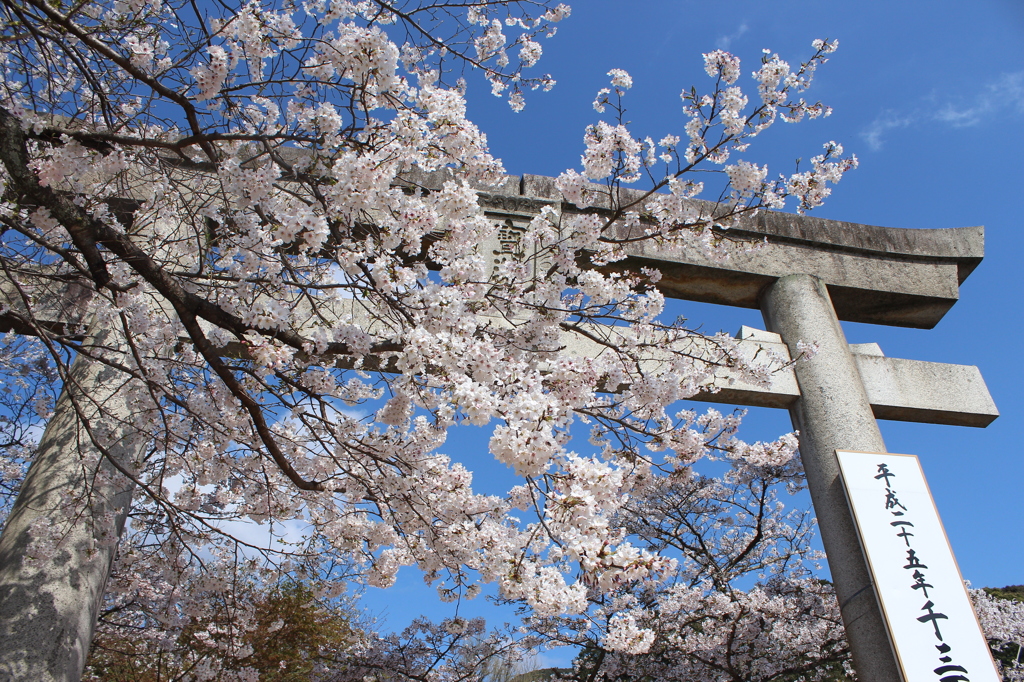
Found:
[409,169,985,329]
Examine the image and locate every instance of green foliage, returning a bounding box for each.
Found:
[234,581,358,680]
[985,585,1024,603]
[991,641,1023,675]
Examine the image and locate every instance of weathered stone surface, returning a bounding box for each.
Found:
[0,322,143,682]
[856,354,998,427]
[761,273,903,682]
[609,230,967,328]
[694,335,999,427]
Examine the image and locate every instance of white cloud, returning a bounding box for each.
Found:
[715,23,748,51]
[861,111,913,151]
[862,71,1024,150]
[215,516,312,553]
[147,472,314,557]
[934,71,1024,127]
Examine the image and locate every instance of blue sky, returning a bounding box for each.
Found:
[359,0,1024,651]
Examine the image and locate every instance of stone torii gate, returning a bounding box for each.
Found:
[0,171,997,681]
[485,174,997,682]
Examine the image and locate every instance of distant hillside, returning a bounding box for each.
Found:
[985,585,1024,602]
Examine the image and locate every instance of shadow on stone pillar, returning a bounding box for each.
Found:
[0,320,145,682]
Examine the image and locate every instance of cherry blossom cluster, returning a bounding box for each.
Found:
[971,588,1024,682]
[513,453,852,681]
[550,44,857,274]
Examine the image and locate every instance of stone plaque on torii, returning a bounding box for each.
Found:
[0,171,998,682]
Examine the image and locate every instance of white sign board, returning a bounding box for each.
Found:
[836,450,1000,682]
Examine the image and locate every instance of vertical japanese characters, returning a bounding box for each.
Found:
[875,462,971,682]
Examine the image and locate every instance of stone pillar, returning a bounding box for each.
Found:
[761,274,903,682]
[0,322,143,681]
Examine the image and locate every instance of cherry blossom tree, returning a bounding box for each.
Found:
[507,435,853,682]
[0,0,862,678]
